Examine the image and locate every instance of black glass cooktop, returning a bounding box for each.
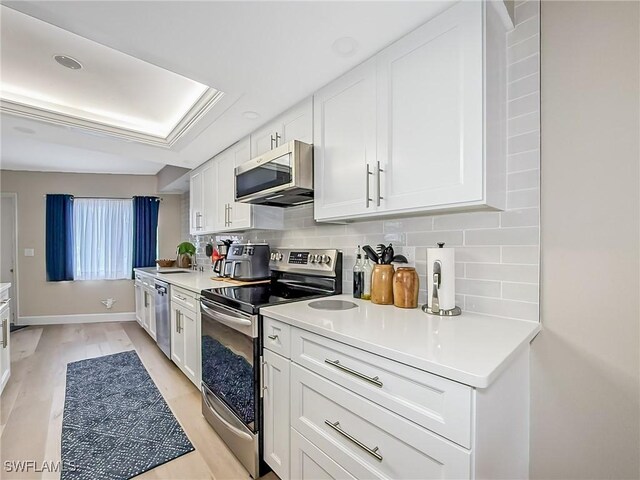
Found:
[201,282,330,314]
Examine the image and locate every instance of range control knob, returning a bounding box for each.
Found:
[310,254,317,263]
[270,253,276,261]
[277,253,284,261]
[320,254,331,264]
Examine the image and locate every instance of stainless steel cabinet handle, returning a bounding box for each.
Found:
[176,309,181,333]
[270,134,275,150]
[275,132,281,147]
[0,299,9,305]
[376,161,384,206]
[227,204,232,226]
[365,164,373,208]
[195,212,202,230]
[175,294,187,301]
[2,319,7,349]
[144,292,148,308]
[267,334,278,340]
[324,359,383,387]
[324,420,383,462]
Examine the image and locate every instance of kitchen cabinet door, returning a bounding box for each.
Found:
[190,169,204,234]
[228,137,252,229]
[0,306,10,394]
[134,283,144,326]
[171,305,185,368]
[263,349,290,480]
[181,305,200,387]
[251,120,280,158]
[376,1,484,212]
[313,58,378,221]
[280,98,313,146]
[146,287,157,341]
[290,429,355,480]
[201,162,218,233]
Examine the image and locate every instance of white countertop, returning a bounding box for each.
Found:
[262,294,540,388]
[0,283,10,295]
[134,267,236,293]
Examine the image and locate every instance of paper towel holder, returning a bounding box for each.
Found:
[422,243,462,316]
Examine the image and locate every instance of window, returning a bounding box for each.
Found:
[73,198,134,280]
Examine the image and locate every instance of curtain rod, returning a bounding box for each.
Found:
[43,195,162,201]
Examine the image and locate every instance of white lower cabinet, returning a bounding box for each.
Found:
[262,317,530,480]
[0,301,11,395]
[171,287,201,388]
[263,348,291,480]
[135,273,157,340]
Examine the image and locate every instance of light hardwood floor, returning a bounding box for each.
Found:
[0,321,277,480]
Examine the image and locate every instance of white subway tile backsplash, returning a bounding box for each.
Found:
[502,282,539,302]
[465,295,538,321]
[508,169,539,191]
[190,3,540,322]
[465,227,539,246]
[507,188,539,209]
[433,212,500,230]
[508,53,539,83]
[502,246,539,265]
[508,149,539,172]
[466,263,538,283]
[508,72,539,101]
[509,92,539,118]
[501,208,539,227]
[456,278,502,298]
[406,230,464,247]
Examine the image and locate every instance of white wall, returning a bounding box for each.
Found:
[532,1,640,478]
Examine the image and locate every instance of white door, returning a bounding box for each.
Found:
[181,306,199,386]
[251,120,279,157]
[280,98,313,145]
[201,162,218,233]
[171,305,185,368]
[290,428,355,480]
[0,195,17,324]
[376,1,484,212]
[214,151,233,231]
[313,58,378,221]
[229,137,252,229]
[263,349,291,480]
[190,170,204,234]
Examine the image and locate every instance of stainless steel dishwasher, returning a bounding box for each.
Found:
[154,280,171,358]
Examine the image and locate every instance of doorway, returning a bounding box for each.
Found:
[1,193,18,325]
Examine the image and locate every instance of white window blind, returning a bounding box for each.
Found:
[73,198,134,280]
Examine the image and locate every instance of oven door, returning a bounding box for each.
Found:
[200,299,259,433]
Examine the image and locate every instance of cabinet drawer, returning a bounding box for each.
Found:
[291,364,471,480]
[0,289,9,302]
[291,428,355,480]
[171,286,198,312]
[291,327,472,447]
[263,316,291,358]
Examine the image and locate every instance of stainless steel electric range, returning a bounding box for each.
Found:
[199,248,342,478]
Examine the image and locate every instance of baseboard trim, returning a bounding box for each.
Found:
[17,312,137,325]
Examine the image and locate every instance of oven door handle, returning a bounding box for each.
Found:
[200,301,252,327]
[202,387,253,441]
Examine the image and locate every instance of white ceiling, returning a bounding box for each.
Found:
[0,1,454,175]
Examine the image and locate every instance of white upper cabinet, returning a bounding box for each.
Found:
[251,98,313,157]
[189,168,204,235]
[313,58,377,220]
[314,1,507,222]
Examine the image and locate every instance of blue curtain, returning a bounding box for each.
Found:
[132,196,160,271]
[46,194,74,281]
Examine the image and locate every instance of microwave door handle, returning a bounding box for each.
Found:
[200,302,252,327]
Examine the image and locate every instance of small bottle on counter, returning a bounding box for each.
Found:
[353,246,364,299]
[362,254,373,300]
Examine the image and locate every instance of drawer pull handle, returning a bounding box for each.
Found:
[324,359,383,387]
[324,420,383,462]
[267,334,278,340]
[175,295,188,301]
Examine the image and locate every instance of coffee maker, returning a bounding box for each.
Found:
[212,239,233,277]
[223,243,270,281]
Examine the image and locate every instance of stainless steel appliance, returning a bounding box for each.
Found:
[154,280,171,358]
[235,140,313,207]
[199,248,342,478]
[223,243,270,281]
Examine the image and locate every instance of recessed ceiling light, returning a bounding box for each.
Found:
[332,37,358,57]
[53,55,83,70]
[242,111,260,120]
[13,126,35,134]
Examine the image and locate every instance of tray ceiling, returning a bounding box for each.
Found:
[0,5,223,147]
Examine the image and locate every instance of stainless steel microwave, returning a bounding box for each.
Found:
[235,140,313,207]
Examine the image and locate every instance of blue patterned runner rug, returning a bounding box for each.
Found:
[61,350,195,480]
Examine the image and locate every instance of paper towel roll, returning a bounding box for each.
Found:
[426,245,456,311]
